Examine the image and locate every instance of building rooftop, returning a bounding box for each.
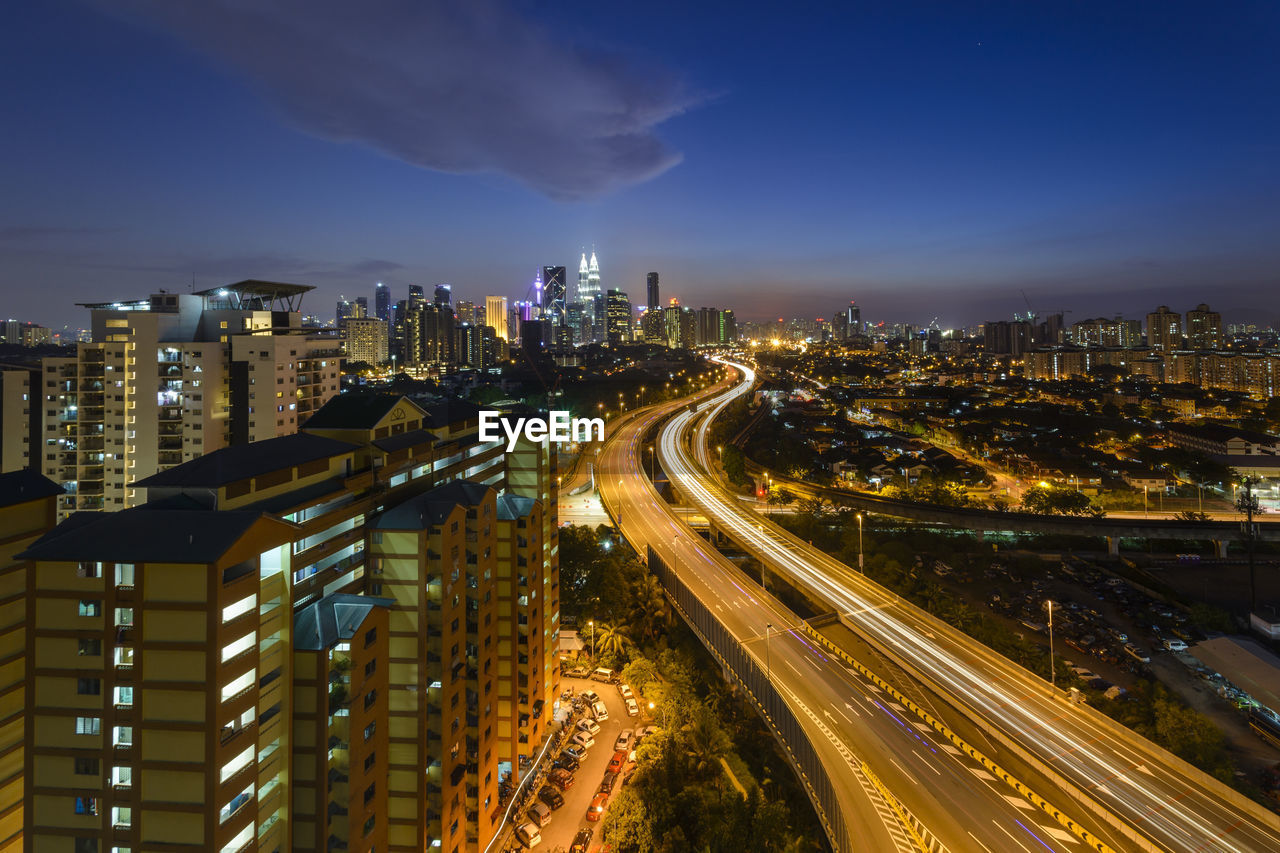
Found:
[371,429,438,453]
[294,592,393,651]
[304,393,421,430]
[496,493,537,521]
[0,468,63,509]
[133,433,359,488]
[422,398,484,429]
[17,507,293,563]
[372,480,495,530]
[195,280,313,312]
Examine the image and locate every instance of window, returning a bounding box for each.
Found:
[363,815,375,837]
[78,600,101,617]
[75,716,100,735]
[364,660,376,677]
[74,796,98,816]
[74,757,99,775]
[78,638,102,656]
[363,722,376,742]
[364,689,377,710]
[364,782,376,804]
[364,752,376,772]
[73,839,97,853]
[364,627,377,648]
[114,563,135,586]
[114,607,133,626]
[77,678,101,696]
[77,561,102,578]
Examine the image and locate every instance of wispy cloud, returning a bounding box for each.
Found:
[97,0,699,199]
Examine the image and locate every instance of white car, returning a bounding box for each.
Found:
[592,701,609,721]
[1164,639,1188,652]
[614,728,634,752]
[576,719,601,736]
[625,698,639,717]
[516,821,542,848]
[570,731,595,750]
[618,683,634,700]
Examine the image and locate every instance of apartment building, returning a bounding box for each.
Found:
[291,593,392,853]
[0,369,37,473]
[0,470,62,850]
[18,505,297,853]
[19,392,560,852]
[40,283,340,519]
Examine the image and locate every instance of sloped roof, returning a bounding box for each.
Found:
[0,469,63,508]
[134,433,358,488]
[17,507,291,563]
[496,493,537,521]
[294,593,393,651]
[372,480,494,530]
[304,393,422,430]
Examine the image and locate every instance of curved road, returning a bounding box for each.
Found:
[598,370,1119,853]
[659,358,1280,853]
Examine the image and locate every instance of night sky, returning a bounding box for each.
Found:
[2,1,1278,330]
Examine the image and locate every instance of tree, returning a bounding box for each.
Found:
[1021,484,1104,517]
[597,621,633,659]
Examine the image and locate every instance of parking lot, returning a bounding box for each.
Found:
[527,674,642,851]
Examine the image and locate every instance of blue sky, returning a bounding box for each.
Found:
[2,1,1278,330]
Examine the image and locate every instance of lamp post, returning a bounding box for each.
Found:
[856,513,864,573]
[646,446,654,482]
[588,621,595,660]
[765,622,773,682]
[1143,485,1149,519]
[1047,600,1056,692]
[1237,477,1260,615]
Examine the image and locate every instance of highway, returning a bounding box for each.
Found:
[598,374,1128,853]
[654,358,1280,853]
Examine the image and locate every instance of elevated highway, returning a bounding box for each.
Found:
[598,376,1138,853]
[658,358,1280,852]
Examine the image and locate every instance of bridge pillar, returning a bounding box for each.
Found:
[1105,536,1120,556]
[1213,539,1228,558]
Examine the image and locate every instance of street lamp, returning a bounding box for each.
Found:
[765,622,773,682]
[856,513,864,573]
[646,446,654,482]
[1047,600,1056,692]
[1143,485,1149,519]
[588,621,595,660]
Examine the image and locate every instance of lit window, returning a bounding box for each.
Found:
[75,716,100,735]
[78,600,100,617]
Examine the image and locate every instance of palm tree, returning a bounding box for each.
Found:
[630,574,670,644]
[597,621,632,658]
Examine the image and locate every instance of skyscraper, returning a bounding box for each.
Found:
[375,280,391,322]
[587,252,603,341]
[455,299,476,325]
[408,285,425,306]
[646,272,660,311]
[41,284,340,518]
[543,266,567,313]
[433,283,452,307]
[485,295,509,341]
[606,289,632,345]
[1186,303,1222,350]
[1146,306,1183,351]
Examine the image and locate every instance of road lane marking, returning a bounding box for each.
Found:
[1003,794,1035,811]
[990,820,1036,853]
[911,749,941,775]
[969,768,997,781]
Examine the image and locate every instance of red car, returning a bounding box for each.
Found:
[606,750,627,775]
[549,768,574,790]
[586,791,609,821]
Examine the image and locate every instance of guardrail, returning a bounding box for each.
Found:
[646,546,854,853]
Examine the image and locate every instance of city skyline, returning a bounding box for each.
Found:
[2,2,1279,329]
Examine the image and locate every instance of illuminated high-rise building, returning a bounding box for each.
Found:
[375,281,391,322]
[485,296,509,341]
[1186,303,1222,350]
[606,289,632,345]
[433,284,452,308]
[645,272,660,311]
[1146,306,1183,351]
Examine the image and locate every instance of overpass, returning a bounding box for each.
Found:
[740,458,1279,556]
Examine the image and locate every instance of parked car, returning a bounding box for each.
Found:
[538,786,565,810]
[549,768,574,790]
[614,729,634,752]
[618,683,634,700]
[607,750,628,775]
[1164,638,1189,652]
[586,792,609,821]
[527,802,552,828]
[577,718,601,736]
[625,697,640,717]
[592,701,610,721]
[580,689,600,704]
[590,667,616,683]
[563,745,586,762]
[555,753,580,772]
[599,771,618,794]
[570,731,595,750]
[515,821,542,848]
[570,828,594,853]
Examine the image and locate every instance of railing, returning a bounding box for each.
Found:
[647,547,853,852]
